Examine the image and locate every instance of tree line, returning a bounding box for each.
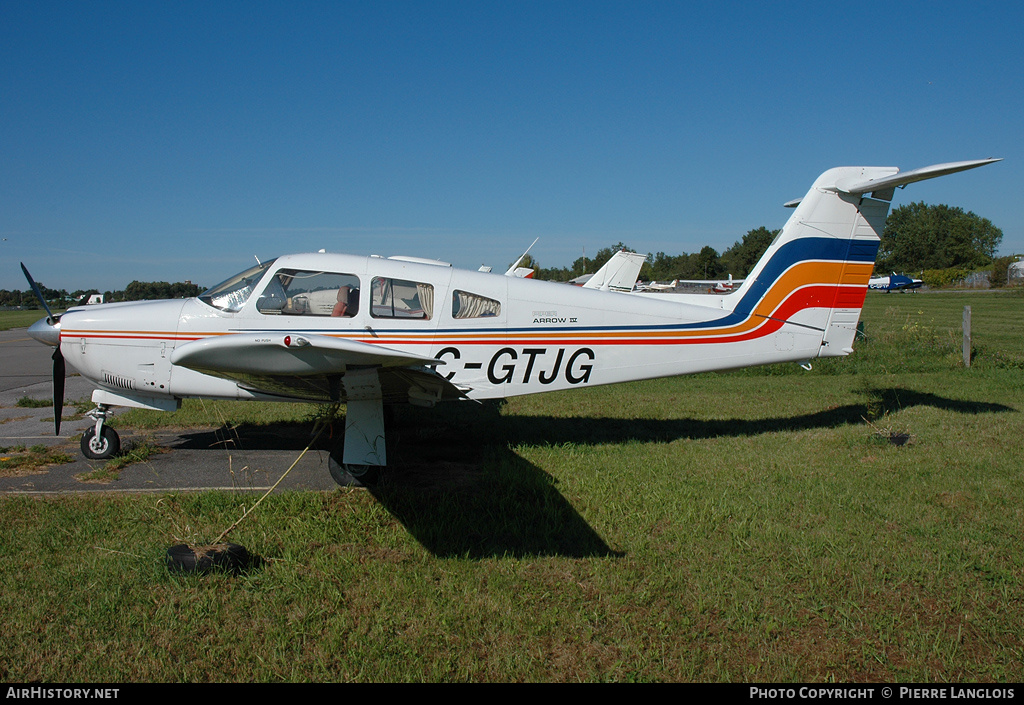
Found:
[527,202,1009,287]
[0,280,204,310]
[877,202,1011,288]
[3,201,1010,309]
[528,226,778,283]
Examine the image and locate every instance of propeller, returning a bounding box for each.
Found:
[20,262,56,323]
[20,263,66,435]
[51,347,65,435]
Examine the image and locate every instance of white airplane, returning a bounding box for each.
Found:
[637,279,679,292]
[711,275,740,293]
[23,158,999,486]
[674,274,744,293]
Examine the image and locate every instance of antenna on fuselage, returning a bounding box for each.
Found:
[254,255,261,266]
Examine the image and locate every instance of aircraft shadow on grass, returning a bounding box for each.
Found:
[496,387,1016,447]
[168,418,622,559]
[164,387,1013,559]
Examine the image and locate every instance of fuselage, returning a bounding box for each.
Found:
[54,249,842,406]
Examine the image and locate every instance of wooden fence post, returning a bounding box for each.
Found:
[963,305,972,368]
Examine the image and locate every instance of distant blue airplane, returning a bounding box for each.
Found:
[868,273,923,292]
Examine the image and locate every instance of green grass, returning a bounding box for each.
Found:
[859,289,1024,371]
[111,398,317,429]
[15,396,52,408]
[0,309,64,331]
[75,438,169,482]
[0,444,74,472]
[0,290,1021,682]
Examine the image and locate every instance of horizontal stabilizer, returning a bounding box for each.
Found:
[834,158,1001,196]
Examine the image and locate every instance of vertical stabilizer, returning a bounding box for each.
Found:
[722,159,999,359]
[583,250,648,292]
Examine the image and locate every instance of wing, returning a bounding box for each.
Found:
[170,332,465,405]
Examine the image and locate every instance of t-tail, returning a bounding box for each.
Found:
[723,159,1000,360]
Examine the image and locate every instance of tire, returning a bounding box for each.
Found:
[166,543,252,574]
[328,451,382,487]
[81,426,121,460]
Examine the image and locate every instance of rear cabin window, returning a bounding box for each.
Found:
[370,277,433,320]
[452,290,501,319]
[256,269,360,317]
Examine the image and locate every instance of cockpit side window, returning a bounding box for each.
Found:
[199,259,278,313]
[452,290,501,319]
[370,277,433,320]
[256,269,360,317]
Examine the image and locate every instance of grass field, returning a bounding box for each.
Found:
[0,290,1021,682]
[0,308,62,331]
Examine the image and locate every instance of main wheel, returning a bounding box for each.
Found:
[81,426,121,460]
[328,451,382,487]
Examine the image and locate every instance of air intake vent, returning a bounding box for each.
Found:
[103,372,135,390]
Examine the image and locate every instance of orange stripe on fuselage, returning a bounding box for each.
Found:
[59,329,227,342]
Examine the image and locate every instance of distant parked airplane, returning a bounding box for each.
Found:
[868,273,923,292]
[636,279,679,291]
[675,273,744,293]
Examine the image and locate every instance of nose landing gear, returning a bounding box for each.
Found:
[81,404,121,460]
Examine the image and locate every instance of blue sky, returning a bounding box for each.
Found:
[2,1,1021,292]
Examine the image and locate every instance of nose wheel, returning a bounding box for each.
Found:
[81,405,121,460]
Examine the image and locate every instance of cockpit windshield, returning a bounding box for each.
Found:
[198,259,278,312]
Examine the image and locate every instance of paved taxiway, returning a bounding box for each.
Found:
[0,327,52,392]
[0,327,337,494]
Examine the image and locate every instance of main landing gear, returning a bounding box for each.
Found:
[326,393,390,488]
[81,404,121,460]
[327,455,382,487]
